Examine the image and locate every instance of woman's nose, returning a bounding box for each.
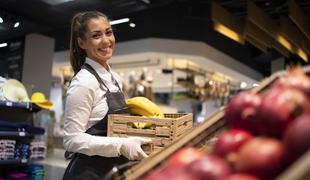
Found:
[101,36,109,43]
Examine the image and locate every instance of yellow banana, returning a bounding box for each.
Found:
[132,122,152,129]
[125,97,164,118]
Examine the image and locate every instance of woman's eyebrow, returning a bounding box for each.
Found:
[105,27,112,31]
[90,28,112,34]
[90,30,101,33]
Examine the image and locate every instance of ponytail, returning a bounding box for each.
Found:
[69,11,108,74]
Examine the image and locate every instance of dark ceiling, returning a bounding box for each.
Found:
[0,0,310,77]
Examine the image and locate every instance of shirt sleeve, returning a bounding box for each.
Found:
[63,83,123,157]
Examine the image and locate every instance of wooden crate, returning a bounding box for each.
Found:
[124,66,310,180]
[107,113,193,154]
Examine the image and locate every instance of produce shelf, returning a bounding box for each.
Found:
[124,66,310,180]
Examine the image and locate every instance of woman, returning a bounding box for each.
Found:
[63,11,151,180]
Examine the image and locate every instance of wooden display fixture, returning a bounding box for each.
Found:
[107,113,193,155]
[123,66,310,180]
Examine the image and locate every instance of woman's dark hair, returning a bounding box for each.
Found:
[69,11,108,74]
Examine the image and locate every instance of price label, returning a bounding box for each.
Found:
[21,159,27,163]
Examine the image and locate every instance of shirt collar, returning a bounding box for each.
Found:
[85,57,113,80]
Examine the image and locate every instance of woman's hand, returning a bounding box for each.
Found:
[119,137,152,160]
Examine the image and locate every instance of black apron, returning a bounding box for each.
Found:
[63,64,130,180]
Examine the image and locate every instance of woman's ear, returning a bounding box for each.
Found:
[77,37,86,50]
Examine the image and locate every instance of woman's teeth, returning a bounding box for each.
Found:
[99,48,108,52]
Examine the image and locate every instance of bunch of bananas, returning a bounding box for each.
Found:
[125,96,164,129]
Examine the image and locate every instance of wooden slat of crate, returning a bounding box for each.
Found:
[152,137,172,147]
[112,123,127,133]
[174,116,192,134]
[109,115,173,126]
[108,113,193,155]
[155,127,171,137]
[124,67,310,180]
[174,122,192,137]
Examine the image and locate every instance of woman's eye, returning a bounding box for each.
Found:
[92,34,101,39]
[106,31,113,36]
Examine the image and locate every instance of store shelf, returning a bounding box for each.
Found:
[0,159,28,165]
[0,131,31,137]
[0,101,42,124]
[0,100,41,112]
[0,100,30,108]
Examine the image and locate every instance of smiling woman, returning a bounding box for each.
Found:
[62,11,151,180]
[76,16,115,70]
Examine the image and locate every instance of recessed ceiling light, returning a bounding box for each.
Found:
[14,22,20,28]
[0,17,3,23]
[129,23,136,28]
[110,18,130,25]
[0,43,8,48]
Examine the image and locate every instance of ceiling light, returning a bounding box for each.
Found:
[297,48,308,62]
[110,18,130,25]
[211,2,245,44]
[14,22,20,28]
[129,23,136,28]
[0,17,3,23]
[0,43,8,48]
[214,22,244,44]
[276,35,293,52]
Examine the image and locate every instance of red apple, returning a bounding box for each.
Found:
[225,91,262,134]
[283,112,310,163]
[220,173,261,180]
[214,129,253,164]
[143,166,194,180]
[235,137,285,180]
[259,87,310,137]
[165,147,206,168]
[185,155,231,180]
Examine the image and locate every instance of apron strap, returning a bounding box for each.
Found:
[81,64,109,91]
[82,63,122,93]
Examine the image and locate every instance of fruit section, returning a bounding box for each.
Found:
[124,67,310,180]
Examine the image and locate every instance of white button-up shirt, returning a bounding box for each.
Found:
[63,58,124,157]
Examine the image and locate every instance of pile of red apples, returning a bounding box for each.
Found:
[143,68,310,180]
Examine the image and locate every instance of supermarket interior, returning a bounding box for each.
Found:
[1,0,310,180]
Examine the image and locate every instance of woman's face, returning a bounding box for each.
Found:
[78,16,115,67]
